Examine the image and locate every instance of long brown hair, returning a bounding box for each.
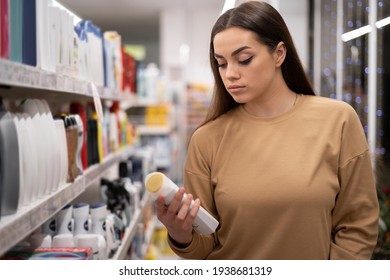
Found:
[203,1,315,126]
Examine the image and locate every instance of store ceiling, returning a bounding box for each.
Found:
[58,0,226,43]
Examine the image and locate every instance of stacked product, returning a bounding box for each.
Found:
[3,202,121,260]
[0,98,69,219]
[1,0,142,95]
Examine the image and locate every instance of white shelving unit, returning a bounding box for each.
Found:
[0,58,155,259]
[138,124,173,136]
[0,59,110,99]
[0,145,135,257]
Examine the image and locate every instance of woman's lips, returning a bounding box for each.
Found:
[227,85,245,93]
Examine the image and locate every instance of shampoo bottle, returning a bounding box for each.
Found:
[145,172,219,235]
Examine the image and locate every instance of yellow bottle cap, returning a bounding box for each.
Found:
[146,173,163,193]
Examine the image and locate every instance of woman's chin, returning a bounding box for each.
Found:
[231,95,248,104]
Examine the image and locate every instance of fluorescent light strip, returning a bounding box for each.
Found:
[341,16,390,42]
[221,0,236,15]
[52,0,82,25]
[376,16,390,28]
[341,25,372,42]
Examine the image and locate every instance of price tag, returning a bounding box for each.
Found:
[90,82,104,124]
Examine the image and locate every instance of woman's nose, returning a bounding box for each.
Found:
[225,64,240,80]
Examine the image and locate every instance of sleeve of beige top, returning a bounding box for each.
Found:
[168,230,216,259]
[331,105,379,259]
[168,128,219,259]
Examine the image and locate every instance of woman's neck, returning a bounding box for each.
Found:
[243,84,298,118]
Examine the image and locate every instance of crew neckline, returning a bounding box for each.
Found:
[237,94,306,124]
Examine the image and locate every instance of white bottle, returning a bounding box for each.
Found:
[90,203,108,259]
[73,203,90,236]
[73,114,84,175]
[74,234,99,260]
[144,63,159,101]
[30,233,52,248]
[30,227,52,248]
[52,204,74,247]
[105,214,120,253]
[123,178,139,218]
[145,172,219,235]
[56,204,73,235]
[42,216,57,236]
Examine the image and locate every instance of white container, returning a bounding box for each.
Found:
[21,99,47,198]
[42,216,57,236]
[105,214,120,252]
[52,233,74,247]
[90,203,107,237]
[73,114,84,175]
[53,119,68,187]
[35,99,56,194]
[40,99,61,193]
[30,234,52,248]
[74,234,99,260]
[0,104,20,217]
[20,113,39,203]
[56,204,73,235]
[90,203,108,259]
[12,114,25,210]
[145,172,219,235]
[73,203,90,236]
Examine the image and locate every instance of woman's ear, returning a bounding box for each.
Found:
[274,42,286,67]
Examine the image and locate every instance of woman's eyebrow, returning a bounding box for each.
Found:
[214,46,251,59]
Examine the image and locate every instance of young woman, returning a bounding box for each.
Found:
[155,1,379,259]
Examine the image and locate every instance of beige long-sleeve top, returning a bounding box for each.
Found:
[169,94,379,259]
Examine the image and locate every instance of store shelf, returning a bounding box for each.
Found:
[111,193,152,260]
[0,59,122,101]
[138,125,172,135]
[120,96,165,109]
[0,146,135,257]
[140,217,158,259]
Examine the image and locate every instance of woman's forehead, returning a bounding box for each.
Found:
[213,28,262,54]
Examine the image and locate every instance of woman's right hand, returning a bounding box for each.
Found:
[155,187,201,247]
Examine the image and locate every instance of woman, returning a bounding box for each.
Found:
[156,1,379,259]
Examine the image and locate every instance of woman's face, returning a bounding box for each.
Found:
[213,27,282,104]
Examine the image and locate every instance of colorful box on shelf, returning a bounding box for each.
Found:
[1,247,93,260]
[145,105,169,126]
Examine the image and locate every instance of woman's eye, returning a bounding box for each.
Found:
[217,63,227,68]
[239,56,253,65]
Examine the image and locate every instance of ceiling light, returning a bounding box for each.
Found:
[341,25,373,42]
[52,0,82,25]
[341,15,390,42]
[376,16,390,28]
[221,0,236,15]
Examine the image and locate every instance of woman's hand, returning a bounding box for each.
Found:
[156,187,201,246]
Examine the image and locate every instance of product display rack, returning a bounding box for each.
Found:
[0,58,154,259]
[0,58,137,104]
[0,145,136,257]
[140,217,158,259]
[137,124,173,136]
[111,197,154,260]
